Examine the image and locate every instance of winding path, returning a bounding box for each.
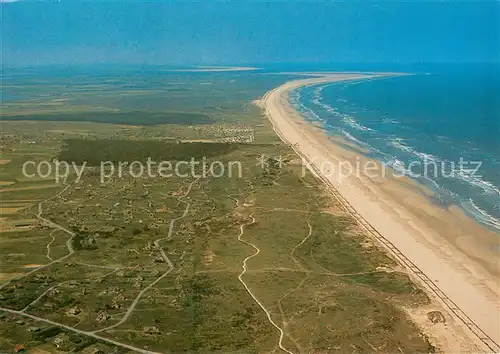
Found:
[236,211,294,354]
[262,77,500,352]
[0,178,201,353]
[92,177,199,334]
[0,185,75,291]
[0,184,165,353]
[0,307,163,354]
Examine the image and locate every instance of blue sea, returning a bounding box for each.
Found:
[289,64,500,232]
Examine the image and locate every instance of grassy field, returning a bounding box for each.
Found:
[2,111,214,126]
[0,69,436,353]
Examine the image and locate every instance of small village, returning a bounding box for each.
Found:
[187,124,254,143]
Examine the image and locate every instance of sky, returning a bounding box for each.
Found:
[1,1,499,67]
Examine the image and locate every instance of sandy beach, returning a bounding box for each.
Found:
[166,66,259,72]
[262,73,500,352]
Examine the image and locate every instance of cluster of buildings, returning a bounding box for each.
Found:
[188,124,254,143]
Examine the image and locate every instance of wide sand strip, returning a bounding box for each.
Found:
[262,73,500,352]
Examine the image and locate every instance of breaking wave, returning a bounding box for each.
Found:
[312,86,375,132]
[388,138,438,162]
[341,114,374,132]
[293,80,500,232]
[340,129,371,148]
[454,169,500,197]
[461,198,500,232]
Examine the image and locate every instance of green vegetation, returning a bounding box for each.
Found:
[0,70,436,353]
[57,138,243,165]
[1,111,214,126]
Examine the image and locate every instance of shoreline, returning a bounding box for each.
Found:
[261,73,500,352]
[165,66,259,72]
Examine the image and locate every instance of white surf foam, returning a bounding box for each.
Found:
[454,169,500,197]
[388,138,440,163]
[461,198,500,231]
[312,86,375,133]
[382,118,400,125]
[341,114,374,132]
[384,157,413,176]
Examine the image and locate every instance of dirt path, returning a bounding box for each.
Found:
[262,74,500,352]
[92,177,199,334]
[0,179,199,353]
[236,212,294,354]
[0,185,75,291]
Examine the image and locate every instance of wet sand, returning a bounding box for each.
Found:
[262,73,500,352]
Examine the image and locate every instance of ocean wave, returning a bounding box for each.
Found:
[388,138,439,162]
[417,151,439,162]
[461,198,500,231]
[298,102,325,123]
[312,94,339,115]
[341,114,374,132]
[312,84,336,110]
[312,84,330,100]
[384,157,413,176]
[382,118,400,125]
[436,135,452,144]
[311,88,374,133]
[422,175,443,191]
[382,155,443,191]
[388,137,500,196]
[338,130,391,158]
[454,169,500,197]
[340,129,370,148]
[388,138,412,153]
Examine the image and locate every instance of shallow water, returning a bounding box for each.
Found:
[291,64,500,232]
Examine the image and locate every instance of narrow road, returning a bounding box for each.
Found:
[0,184,75,291]
[0,306,163,354]
[0,179,200,353]
[93,177,199,334]
[21,268,120,313]
[263,83,500,352]
[290,219,312,271]
[20,281,70,313]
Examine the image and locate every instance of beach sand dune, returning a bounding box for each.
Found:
[262,73,500,352]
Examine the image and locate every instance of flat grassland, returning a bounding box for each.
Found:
[1,70,435,353]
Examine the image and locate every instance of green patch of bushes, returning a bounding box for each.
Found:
[1,111,214,125]
[57,139,241,165]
